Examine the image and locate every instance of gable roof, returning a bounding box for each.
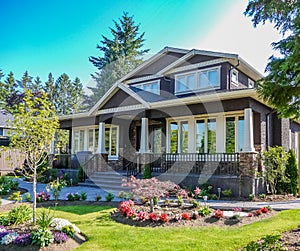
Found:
[88,82,150,115]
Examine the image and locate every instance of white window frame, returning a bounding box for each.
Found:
[248,78,255,88]
[132,80,160,95]
[224,114,244,152]
[231,69,238,86]
[105,125,119,160]
[175,66,221,95]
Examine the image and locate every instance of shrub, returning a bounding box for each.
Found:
[0,216,9,226]
[214,209,224,219]
[14,233,32,246]
[143,164,152,179]
[8,191,22,202]
[62,225,75,238]
[192,211,200,220]
[262,146,289,194]
[106,192,115,202]
[74,192,81,201]
[8,205,32,225]
[243,234,283,251]
[53,231,68,244]
[80,192,87,201]
[261,207,269,213]
[160,213,169,223]
[248,212,253,217]
[284,150,298,195]
[95,194,101,201]
[77,166,85,182]
[37,208,53,230]
[118,200,136,218]
[149,212,158,222]
[259,193,266,200]
[46,177,67,201]
[248,194,255,201]
[36,191,50,202]
[198,206,211,217]
[221,189,232,197]
[50,218,80,233]
[0,176,19,195]
[181,213,190,220]
[137,211,148,221]
[256,209,262,216]
[24,192,31,202]
[31,228,54,247]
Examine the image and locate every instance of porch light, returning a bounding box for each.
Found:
[217,187,221,199]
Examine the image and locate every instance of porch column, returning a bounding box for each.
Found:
[97,122,107,154]
[139,117,150,153]
[243,108,255,152]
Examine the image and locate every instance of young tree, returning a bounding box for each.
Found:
[88,12,149,107]
[10,89,59,223]
[245,0,300,120]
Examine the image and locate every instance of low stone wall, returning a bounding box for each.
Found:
[158,173,266,198]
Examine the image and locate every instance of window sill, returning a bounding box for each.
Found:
[175,86,220,95]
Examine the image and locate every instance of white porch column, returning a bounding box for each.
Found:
[139,117,150,153]
[216,115,225,152]
[97,122,107,154]
[243,108,255,152]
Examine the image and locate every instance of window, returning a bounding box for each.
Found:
[180,121,189,153]
[105,126,119,158]
[207,119,216,153]
[0,128,3,136]
[248,79,255,88]
[170,122,178,153]
[169,120,189,154]
[196,120,205,153]
[225,116,244,152]
[73,129,85,153]
[195,119,216,153]
[231,70,238,85]
[133,80,160,95]
[175,66,220,94]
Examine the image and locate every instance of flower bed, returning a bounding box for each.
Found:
[112,200,276,228]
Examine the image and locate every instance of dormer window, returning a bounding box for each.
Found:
[175,66,221,94]
[132,80,160,95]
[231,70,238,85]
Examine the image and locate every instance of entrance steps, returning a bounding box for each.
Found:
[79,171,130,195]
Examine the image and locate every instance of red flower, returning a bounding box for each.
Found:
[248,212,253,217]
[261,207,269,213]
[160,213,169,223]
[149,212,158,222]
[256,209,262,216]
[181,213,190,220]
[214,209,224,219]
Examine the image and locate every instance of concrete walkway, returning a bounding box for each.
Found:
[2,178,300,210]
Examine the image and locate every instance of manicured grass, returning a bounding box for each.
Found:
[47,206,300,251]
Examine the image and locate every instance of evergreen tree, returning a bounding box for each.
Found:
[245,0,300,120]
[88,12,149,107]
[0,71,18,111]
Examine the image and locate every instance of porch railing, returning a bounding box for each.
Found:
[149,153,240,176]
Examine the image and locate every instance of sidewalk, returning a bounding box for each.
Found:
[2,178,300,211]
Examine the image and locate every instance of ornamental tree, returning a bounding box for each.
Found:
[122,176,179,212]
[9,89,59,223]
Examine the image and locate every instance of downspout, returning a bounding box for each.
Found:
[228,59,240,90]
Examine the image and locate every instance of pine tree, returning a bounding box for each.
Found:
[88,12,149,108]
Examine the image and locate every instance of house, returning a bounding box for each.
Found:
[0,110,12,146]
[58,47,300,196]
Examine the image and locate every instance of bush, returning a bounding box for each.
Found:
[106,192,115,202]
[198,206,211,217]
[53,231,68,244]
[80,192,87,201]
[284,150,298,195]
[7,205,32,225]
[243,234,283,251]
[31,228,54,247]
[143,164,152,179]
[0,176,19,195]
[221,189,232,197]
[8,191,22,202]
[37,208,53,230]
[77,166,85,182]
[24,192,31,202]
[62,225,75,238]
[36,191,50,202]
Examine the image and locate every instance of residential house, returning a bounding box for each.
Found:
[58,47,300,196]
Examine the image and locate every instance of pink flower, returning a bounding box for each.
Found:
[137,211,148,221]
[194,187,201,195]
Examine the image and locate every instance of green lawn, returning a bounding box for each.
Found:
[47,205,300,251]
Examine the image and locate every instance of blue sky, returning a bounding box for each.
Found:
[0,0,281,87]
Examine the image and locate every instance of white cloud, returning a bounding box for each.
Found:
[195,0,282,75]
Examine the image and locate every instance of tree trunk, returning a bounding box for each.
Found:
[32,166,37,224]
[149,198,154,212]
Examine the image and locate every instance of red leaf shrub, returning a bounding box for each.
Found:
[181,213,190,220]
[214,209,224,219]
[261,207,269,213]
[149,212,159,222]
[248,212,253,217]
[160,213,169,223]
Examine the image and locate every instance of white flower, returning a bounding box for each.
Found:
[0,227,7,233]
[50,218,80,233]
[1,232,19,245]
